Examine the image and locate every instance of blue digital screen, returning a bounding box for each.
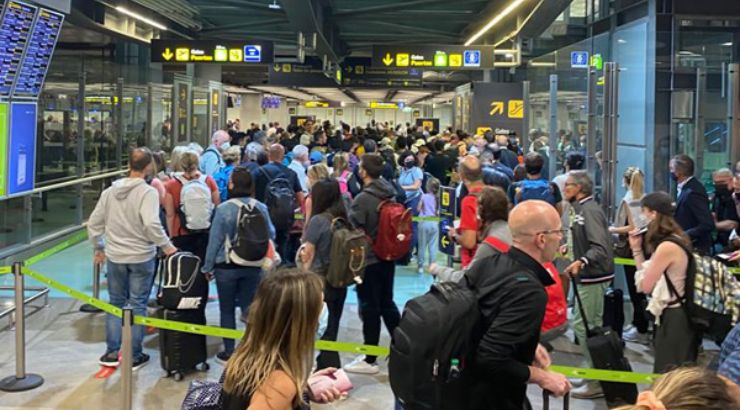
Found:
[13,8,64,97]
[8,102,36,195]
[0,1,37,96]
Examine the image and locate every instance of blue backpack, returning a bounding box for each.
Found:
[213,164,234,202]
[514,179,556,205]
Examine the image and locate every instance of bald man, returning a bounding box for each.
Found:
[465,200,571,409]
[200,129,231,176]
[448,155,485,268]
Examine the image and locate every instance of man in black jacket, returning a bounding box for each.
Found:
[670,154,714,254]
[467,200,571,409]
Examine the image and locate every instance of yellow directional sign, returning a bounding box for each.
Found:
[161,48,174,61]
[229,48,243,62]
[440,235,450,248]
[214,46,227,62]
[396,53,409,67]
[282,63,292,73]
[175,48,190,62]
[449,54,462,67]
[508,99,524,118]
[383,53,394,66]
[273,64,281,72]
[476,127,492,136]
[441,191,450,207]
[490,101,504,116]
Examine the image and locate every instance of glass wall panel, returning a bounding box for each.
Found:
[121,84,148,166]
[150,84,173,151]
[192,87,209,147]
[0,198,28,249]
[83,176,117,220]
[31,185,79,237]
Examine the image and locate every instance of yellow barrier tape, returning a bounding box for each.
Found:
[549,365,658,385]
[26,230,88,266]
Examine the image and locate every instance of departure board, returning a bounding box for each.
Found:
[0,1,37,96]
[13,8,64,97]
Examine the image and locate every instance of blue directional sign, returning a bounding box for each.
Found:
[243,45,262,62]
[463,50,481,67]
[571,51,589,68]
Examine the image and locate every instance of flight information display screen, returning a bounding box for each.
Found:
[0,1,37,96]
[13,7,64,97]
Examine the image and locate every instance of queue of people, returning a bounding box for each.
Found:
[87,119,740,409]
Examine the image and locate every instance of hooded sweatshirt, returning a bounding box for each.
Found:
[349,178,397,266]
[87,178,173,264]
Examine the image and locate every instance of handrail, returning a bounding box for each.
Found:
[0,169,127,201]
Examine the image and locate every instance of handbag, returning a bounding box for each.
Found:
[613,200,633,258]
[181,373,225,410]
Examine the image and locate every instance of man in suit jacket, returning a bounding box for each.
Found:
[670,154,714,254]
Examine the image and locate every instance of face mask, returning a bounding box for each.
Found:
[715,185,730,196]
[220,142,231,150]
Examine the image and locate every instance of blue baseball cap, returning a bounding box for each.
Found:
[310,151,324,164]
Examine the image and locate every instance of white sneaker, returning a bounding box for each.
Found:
[623,327,650,345]
[343,356,380,375]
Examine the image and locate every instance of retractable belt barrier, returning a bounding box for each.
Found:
[5,227,740,391]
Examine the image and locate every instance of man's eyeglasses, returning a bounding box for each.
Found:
[522,228,568,237]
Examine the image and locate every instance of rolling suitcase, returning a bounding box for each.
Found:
[159,308,209,381]
[542,390,569,410]
[157,252,209,310]
[572,280,637,407]
[602,287,625,338]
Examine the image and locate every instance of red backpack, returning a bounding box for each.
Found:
[372,200,412,261]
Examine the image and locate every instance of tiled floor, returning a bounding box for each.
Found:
[0,242,719,410]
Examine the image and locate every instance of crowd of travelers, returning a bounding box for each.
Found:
[87,117,740,409]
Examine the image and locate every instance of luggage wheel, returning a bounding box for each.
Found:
[173,372,184,382]
[196,362,210,371]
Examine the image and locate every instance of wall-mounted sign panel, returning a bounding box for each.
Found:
[416,118,440,132]
[8,102,36,195]
[0,1,37,96]
[270,57,421,88]
[370,101,398,109]
[151,40,274,64]
[0,102,8,196]
[12,7,64,97]
[372,45,496,70]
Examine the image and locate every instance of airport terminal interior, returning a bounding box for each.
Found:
[1,0,740,409]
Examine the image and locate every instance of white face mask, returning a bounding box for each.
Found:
[220,142,231,150]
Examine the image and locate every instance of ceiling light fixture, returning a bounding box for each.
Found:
[268,0,281,10]
[116,6,167,31]
[722,41,733,46]
[464,0,527,46]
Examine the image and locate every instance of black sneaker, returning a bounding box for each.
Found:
[99,351,120,367]
[215,351,231,365]
[132,353,150,371]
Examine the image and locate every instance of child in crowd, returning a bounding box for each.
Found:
[416,177,440,274]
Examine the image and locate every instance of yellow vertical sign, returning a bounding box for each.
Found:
[441,191,450,207]
[508,100,524,118]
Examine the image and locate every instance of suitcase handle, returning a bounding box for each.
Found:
[570,278,594,337]
[542,390,569,410]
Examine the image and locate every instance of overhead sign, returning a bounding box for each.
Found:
[370,101,398,109]
[372,45,496,70]
[270,57,421,88]
[571,51,589,68]
[304,101,329,108]
[13,7,64,97]
[470,82,524,136]
[590,53,603,70]
[0,1,37,96]
[151,40,274,64]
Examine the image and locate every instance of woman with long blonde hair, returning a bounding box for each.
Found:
[222,269,342,409]
[612,367,739,410]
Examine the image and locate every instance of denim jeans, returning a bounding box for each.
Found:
[417,220,438,269]
[356,260,401,364]
[405,195,421,260]
[316,283,347,370]
[215,267,263,353]
[105,258,156,359]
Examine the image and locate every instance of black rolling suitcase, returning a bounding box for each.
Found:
[542,390,569,410]
[602,287,625,338]
[572,279,637,407]
[158,251,209,310]
[159,308,209,381]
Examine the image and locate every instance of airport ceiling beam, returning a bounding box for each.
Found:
[341,88,362,104]
[200,18,288,33]
[516,0,572,40]
[361,21,461,39]
[411,90,445,105]
[280,0,346,64]
[334,0,480,17]
[385,89,398,102]
[189,0,286,16]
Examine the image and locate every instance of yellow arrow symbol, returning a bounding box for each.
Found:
[441,235,450,248]
[382,53,394,66]
[161,48,174,61]
[490,101,504,115]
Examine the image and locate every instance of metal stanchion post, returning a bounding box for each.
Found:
[80,263,102,313]
[121,306,134,410]
[0,262,44,392]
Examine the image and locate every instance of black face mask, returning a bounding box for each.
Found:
[404,160,417,168]
[715,185,730,196]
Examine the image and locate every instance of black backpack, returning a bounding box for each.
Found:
[225,199,270,266]
[389,279,480,410]
[262,167,296,231]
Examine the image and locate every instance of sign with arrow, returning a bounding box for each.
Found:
[468,82,525,137]
[490,101,504,116]
[372,45,496,70]
[151,40,273,64]
[439,186,457,256]
[382,53,394,66]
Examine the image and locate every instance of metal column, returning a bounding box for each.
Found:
[728,64,740,165]
[121,307,134,410]
[116,77,124,168]
[586,66,598,182]
[0,263,44,392]
[75,64,86,225]
[602,62,620,221]
[79,263,102,313]
[548,75,558,180]
[694,68,706,174]
[522,81,530,150]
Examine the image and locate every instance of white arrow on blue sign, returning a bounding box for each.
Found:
[244,45,262,62]
[571,51,589,68]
